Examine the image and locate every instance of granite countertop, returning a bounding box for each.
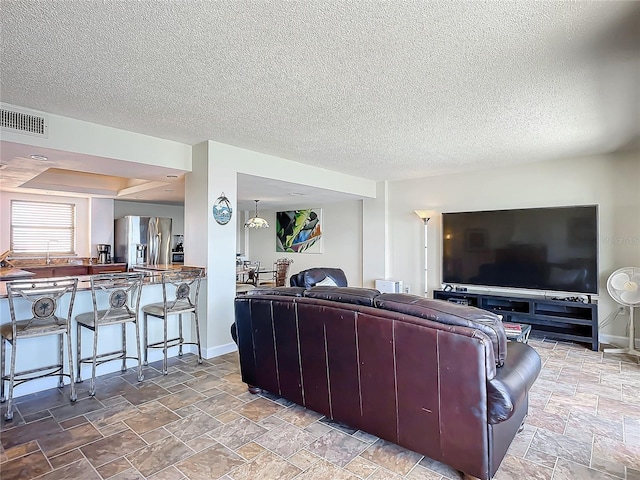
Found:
[0,266,206,299]
[0,267,37,280]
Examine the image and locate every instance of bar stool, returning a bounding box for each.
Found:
[75,272,144,396]
[1,277,78,421]
[142,268,204,374]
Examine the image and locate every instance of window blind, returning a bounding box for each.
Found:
[11,200,76,254]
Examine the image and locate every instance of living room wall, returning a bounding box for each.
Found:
[246,199,363,287]
[387,151,640,343]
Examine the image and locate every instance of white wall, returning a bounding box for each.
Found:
[89,198,114,258]
[1,103,191,169]
[386,151,640,340]
[247,200,363,286]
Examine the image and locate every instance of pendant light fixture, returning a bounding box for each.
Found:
[244,200,270,229]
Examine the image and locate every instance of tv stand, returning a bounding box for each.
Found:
[433,289,598,351]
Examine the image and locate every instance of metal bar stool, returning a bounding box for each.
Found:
[1,277,78,421]
[142,268,204,374]
[75,272,144,396]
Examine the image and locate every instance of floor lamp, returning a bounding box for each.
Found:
[414,210,435,297]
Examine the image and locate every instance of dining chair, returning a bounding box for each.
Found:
[142,268,204,374]
[260,257,294,287]
[75,272,144,396]
[242,261,261,285]
[1,277,78,420]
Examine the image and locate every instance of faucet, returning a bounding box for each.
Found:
[46,240,57,265]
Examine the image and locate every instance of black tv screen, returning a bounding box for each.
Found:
[442,206,598,294]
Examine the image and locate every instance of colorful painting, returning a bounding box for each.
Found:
[276,209,323,253]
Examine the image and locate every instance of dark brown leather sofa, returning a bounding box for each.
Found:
[234,286,541,480]
[289,267,348,288]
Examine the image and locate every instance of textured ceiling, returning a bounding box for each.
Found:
[1,1,639,188]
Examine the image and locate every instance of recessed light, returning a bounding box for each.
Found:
[166,175,178,179]
[30,154,49,161]
[164,189,174,192]
[289,192,307,196]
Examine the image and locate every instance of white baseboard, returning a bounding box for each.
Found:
[599,333,638,349]
[203,342,237,359]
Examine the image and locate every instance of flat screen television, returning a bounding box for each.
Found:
[442,205,598,294]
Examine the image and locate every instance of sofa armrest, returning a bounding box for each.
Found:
[486,341,541,424]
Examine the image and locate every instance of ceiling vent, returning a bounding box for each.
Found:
[1,107,48,137]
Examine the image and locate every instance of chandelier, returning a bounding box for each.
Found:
[244,200,269,229]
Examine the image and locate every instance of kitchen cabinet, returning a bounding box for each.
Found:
[25,265,89,278]
[88,264,127,274]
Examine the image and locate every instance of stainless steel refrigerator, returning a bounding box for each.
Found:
[114,216,172,268]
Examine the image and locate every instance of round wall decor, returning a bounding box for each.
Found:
[213,192,233,225]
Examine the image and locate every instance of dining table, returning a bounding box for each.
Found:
[236,266,275,285]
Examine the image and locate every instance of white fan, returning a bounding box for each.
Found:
[604,267,640,357]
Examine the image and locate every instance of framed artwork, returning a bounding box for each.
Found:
[276,208,323,253]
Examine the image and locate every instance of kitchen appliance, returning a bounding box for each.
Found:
[114,216,172,269]
[96,244,111,264]
[171,251,184,264]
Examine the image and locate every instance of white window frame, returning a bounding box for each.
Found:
[10,200,76,256]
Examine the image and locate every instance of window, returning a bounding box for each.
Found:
[11,200,76,255]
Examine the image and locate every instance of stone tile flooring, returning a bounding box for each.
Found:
[1,338,639,480]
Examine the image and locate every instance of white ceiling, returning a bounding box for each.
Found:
[1,1,638,208]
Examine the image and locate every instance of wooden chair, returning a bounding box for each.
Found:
[260,258,294,287]
[1,277,78,420]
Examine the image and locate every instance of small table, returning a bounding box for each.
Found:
[504,323,532,343]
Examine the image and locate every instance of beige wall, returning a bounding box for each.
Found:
[386,151,640,341]
[247,200,363,287]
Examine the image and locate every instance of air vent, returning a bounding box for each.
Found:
[1,108,48,137]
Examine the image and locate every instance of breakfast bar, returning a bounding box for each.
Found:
[0,265,207,398]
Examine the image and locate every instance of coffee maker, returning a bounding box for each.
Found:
[96,244,111,264]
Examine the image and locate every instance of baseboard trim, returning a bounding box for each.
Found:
[203,342,237,359]
[599,333,639,349]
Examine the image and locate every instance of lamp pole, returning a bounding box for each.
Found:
[414,210,434,298]
[422,217,430,297]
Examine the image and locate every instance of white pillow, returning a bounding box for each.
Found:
[315,276,338,287]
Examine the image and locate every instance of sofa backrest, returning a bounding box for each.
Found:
[289,267,348,288]
[234,292,497,477]
[374,293,508,366]
[303,286,380,306]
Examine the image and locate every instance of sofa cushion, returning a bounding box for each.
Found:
[246,286,306,297]
[303,286,380,306]
[290,267,348,288]
[374,293,508,366]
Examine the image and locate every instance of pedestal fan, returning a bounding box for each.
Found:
[604,267,640,357]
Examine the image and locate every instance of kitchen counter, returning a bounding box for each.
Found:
[0,270,208,398]
[0,265,206,298]
[0,267,37,280]
[12,263,128,279]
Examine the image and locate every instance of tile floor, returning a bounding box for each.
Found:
[1,338,639,480]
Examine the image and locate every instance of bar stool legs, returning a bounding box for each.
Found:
[1,277,78,421]
[142,269,204,375]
